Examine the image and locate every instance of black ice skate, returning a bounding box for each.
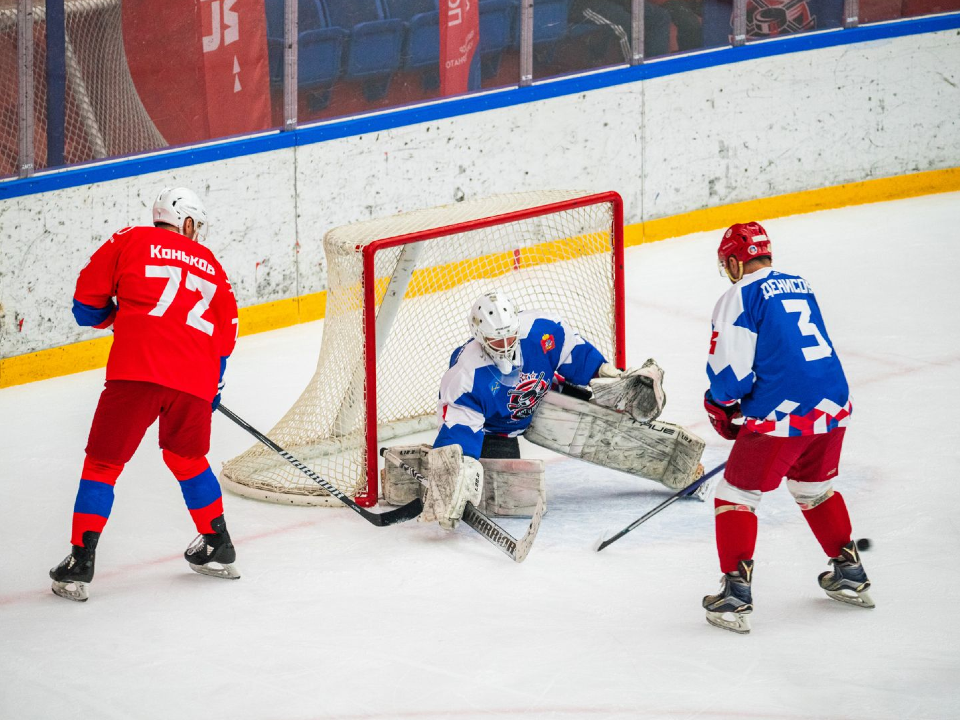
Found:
[49,531,100,602]
[703,559,754,634]
[818,541,874,609]
[184,515,240,580]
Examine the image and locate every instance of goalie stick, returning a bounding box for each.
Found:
[218,405,423,526]
[381,449,545,563]
[596,462,727,552]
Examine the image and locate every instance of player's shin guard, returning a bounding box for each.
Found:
[163,450,224,534]
[715,501,758,574]
[70,457,123,546]
[713,480,760,574]
[789,482,852,559]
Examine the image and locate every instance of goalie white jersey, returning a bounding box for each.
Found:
[435,311,606,458]
[707,266,851,436]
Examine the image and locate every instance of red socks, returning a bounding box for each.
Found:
[800,491,852,558]
[714,500,758,574]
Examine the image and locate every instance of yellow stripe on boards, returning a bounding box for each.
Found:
[0,335,114,388]
[2,166,957,389]
[625,166,960,246]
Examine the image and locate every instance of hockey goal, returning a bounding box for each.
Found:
[221,190,625,507]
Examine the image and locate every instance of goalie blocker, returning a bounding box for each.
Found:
[525,390,705,490]
[382,445,546,518]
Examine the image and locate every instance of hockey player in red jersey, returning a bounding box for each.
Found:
[701,222,873,633]
[49,187,241,601]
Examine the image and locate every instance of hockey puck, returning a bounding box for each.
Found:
[855,538,872,551]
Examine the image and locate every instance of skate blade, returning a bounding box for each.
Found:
[825,588,875,609]
[189,562,240,580]
[705,610,751,634]
[51,580,89,602]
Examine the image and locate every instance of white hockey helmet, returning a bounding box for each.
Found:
[152,187,208,242]
[469,291,521,373]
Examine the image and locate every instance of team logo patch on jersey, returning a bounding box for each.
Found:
[507,371,548,420]
[540,334,555,352]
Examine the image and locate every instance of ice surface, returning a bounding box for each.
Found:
[2,193,959,720]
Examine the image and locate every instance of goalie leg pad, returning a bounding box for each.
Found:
[380,444,432,506]
[478,458,546,517]
[525,391,704,490]
[421,445,483,530]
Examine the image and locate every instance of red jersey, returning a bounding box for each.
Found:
[75,226,238,401]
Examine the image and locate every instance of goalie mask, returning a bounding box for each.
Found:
[717,222,771,282]
[153,187,208,243]
[469,291,521,374]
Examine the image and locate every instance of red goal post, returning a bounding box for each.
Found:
[221,190,625,508]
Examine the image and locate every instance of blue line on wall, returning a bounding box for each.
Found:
[1,13,957,202]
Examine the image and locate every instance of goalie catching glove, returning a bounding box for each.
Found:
[420,445,483,530]
[590,358,666,422]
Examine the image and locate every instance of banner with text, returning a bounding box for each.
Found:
[123,0,272,145]
[440,0,480,96]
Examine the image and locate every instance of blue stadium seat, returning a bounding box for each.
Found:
[385,0,440,69]
[322,0,405,100]
[384,0,440,89]
[299,0,348,91]
[264,0,286,85]
[264,0,347,109]
[478,0,517,79]
[508,0,571,63]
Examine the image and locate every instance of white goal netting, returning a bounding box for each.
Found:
[0,0,166,176]
[221,190,623,506]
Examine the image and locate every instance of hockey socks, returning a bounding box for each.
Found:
[163,450,224,535]
[800,491,852,559]
[71,457,122,546]
[714,500,758,574]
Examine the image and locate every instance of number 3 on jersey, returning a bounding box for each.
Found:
[145,264,217,336]
[782,299,832,361]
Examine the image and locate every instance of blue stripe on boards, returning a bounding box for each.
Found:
[177,467,222,511]
[73,478,115,519]
[0,14,957,202]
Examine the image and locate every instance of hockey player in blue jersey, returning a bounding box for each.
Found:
[407,291,670,530]
[434,292,640,460]
[701,222,873,634]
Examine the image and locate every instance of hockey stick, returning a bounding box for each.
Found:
[381,449,545,563]
[217,405,423,526]
[596,462,727,552]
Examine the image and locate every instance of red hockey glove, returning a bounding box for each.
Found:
[704,391,742,440]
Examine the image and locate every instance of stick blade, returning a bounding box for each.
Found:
[595,532,619,552]
[511,495,546,563]
[370,497,423,526]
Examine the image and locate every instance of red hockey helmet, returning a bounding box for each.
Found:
[717,222,771,280]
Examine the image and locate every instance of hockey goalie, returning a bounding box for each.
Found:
[382,291,705,529]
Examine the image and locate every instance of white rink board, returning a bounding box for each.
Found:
[2,193,959,719]
[0,29,958,359]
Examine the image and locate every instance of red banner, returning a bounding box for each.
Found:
[439,0,480,96]
[123,0,272,146]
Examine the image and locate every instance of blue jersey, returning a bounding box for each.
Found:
[435,312,607,458]
[707,266,851,436]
